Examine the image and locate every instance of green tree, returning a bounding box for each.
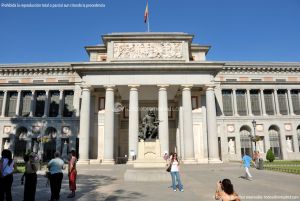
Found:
[266,149,275,162]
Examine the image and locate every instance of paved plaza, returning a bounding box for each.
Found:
[11,163,300,201]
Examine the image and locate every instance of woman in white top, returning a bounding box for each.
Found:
[169,153,184,192]
[0,149,15,201]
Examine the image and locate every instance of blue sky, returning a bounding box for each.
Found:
[0,0,299,63]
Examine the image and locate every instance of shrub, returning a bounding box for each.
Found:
[266,149,275,162]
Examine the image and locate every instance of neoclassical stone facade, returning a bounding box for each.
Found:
[0,32,300,164]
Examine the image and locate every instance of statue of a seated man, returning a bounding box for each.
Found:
[140,110,160,140]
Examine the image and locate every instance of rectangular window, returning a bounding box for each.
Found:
[291,90,300,115]
[98,97,105,110]
[264,90,275,115]
[222,90,233,116]
[49,91,59,117]
[191,96,198,110]
[277,90,288,115]
[35,91,46,117]
[21,91,31,117]
[63,91,74,117]
[250,90,261,116]
[0,92,3,114]
[236,90,247,116]
[7,91,18,117]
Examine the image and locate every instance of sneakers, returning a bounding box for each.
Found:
[180,189,184,192]
[173,190,177,192]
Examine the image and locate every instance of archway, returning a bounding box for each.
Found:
[239,125,252,156]
[268,125,282,159]
[14,127,28,158]
[42,127,57,161]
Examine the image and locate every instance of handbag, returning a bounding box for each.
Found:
[166,164,171,172]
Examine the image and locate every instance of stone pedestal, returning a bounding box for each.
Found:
[133,139,166,168]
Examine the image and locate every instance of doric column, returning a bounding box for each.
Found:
[206,86,221,163]
[103,85,115,164]
[158,85,169,155]
[128,85,139,161]
[232,89,238,116]
[287,89,294,115]
[260,89,267,116]
[43,90,50,117]
[181,85,195,163]
[58,89,64,117]
[274,89,280,115]
[78,85,91,164]
[1,90,7,117]
[15,90,21,117]
[246,89,253,116]
[29,90,35,117]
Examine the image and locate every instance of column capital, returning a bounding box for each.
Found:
[104,85,115,90]
[181,85,193,90]
[17,90,22,93]
[31,90,35,94]
[205,85,216,91]
[157,85,169,89]
[128,85,140,89]
[81,84,91,91]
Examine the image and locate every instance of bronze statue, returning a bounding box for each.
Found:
[139,109,160,140]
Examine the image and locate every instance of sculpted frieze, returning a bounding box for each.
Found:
[113,42,184,60]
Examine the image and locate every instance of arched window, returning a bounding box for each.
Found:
[268,125,282,159]
[240,126,252,156]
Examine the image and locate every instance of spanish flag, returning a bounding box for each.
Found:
[144,0,148,23]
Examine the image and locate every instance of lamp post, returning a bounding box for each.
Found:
[251,119,257,153]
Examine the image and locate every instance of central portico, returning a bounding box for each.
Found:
[74,32,223,165]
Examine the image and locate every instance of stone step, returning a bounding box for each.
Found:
[124,169,171,182]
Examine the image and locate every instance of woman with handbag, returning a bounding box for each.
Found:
[67,150,77,198]
[168,153,184,192]
[0,149,14,201]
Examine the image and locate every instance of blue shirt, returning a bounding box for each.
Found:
[48,157,64,174]
[242,155,252,168]
[1,158,14,177]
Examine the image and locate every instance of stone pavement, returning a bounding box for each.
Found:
[11,163,300,201]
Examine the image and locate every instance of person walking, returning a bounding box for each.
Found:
[21,153,38,201]
[67,150,77,198]
[168,153,184,192]
[242,153,254,180]
[0,149,15,201]
[47,151,65,201]
[215,179,241,201]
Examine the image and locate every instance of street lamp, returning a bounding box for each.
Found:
[251,119,257,153]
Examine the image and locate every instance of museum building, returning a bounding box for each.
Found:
[0,32,300,164]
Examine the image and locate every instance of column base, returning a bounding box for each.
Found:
[90,159,102,164]
[77,159,90,165]
[102,159,115,165]
[197,158,209,164]
[126,159,134,165]
[208,158,223,164]
[182,158,197,164]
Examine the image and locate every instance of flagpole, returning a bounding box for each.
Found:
[147,1,150,32]
[147,11,150,32]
